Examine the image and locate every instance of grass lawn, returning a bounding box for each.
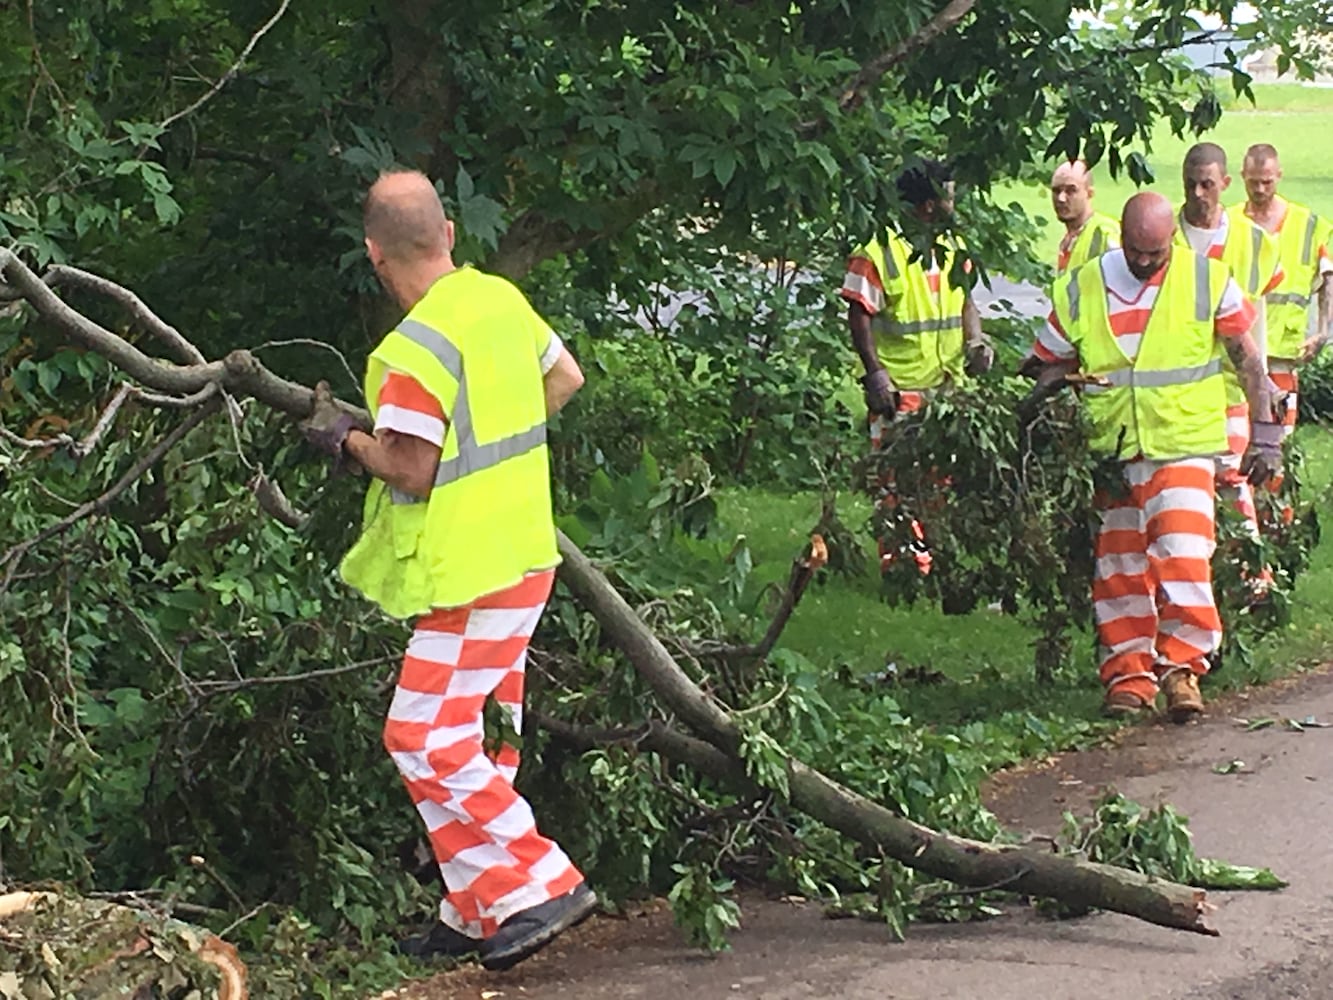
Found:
[997,82,1333,258]
[716,424,1333,738]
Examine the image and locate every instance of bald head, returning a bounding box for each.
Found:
[1121,192,1175,280]
[363,170,452,263]
[1051,159,1095,228]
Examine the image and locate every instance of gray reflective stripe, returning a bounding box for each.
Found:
[397,319,463,381]
[435,362,547,488]
[391,488,426,506]
[1194,252,1211,322]
[1088,227,1106,257]
[879,237,899,279]
[874,315,963,336]
[1269,291,1311,307]
[1087,358,1223,392]
[1303,214,1318,266]
[385,318,548,500]
[434,422,546,486]
[1249,225,1263,295]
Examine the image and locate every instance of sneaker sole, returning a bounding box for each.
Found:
[481,890,598,972]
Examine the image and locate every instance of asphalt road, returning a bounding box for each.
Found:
[396,664,1333,1000]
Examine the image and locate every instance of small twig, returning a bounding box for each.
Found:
[134,385,225,409]
[189,654,399,695]
[188,855,247,912]
[220,900,272,939]
[252,338,362,395]
[0,426,74,451]
[70,383,136,458]
[248,471,310,528]
[158,0,294,133]
[915,865,1034,905]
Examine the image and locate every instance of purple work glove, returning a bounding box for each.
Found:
[1241,421,1284,486]
[861,368,898,415]
[299,380,358,459]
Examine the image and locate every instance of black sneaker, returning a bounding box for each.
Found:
[396,921,485,961]
[481,883,597,972]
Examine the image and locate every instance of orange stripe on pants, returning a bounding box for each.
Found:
[384,569,583,939]
[1094,458,1220,698]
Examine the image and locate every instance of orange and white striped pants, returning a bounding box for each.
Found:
[869,393,933,575]
[384,569,583,939]
[1094,458,1220,702]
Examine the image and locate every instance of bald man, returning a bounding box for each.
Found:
[300,170,593,970]
[1233,143,1333,445]
[1051,160,1120,273]
[1028,192,1274,722]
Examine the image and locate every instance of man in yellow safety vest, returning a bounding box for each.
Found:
[840,158,993,576]
[1232,142,1333,442]
[300,170,593,971]
[1051,159,1120,274]
[1028,192,1277,722]
[1175,142,1285,537]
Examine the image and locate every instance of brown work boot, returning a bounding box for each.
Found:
[1102,686,1155,718]
[1161,670,1204,724]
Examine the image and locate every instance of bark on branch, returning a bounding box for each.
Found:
[554,531,1218,935]
[838,0,979,113]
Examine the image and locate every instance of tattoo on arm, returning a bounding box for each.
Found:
[1222,334,1272,421]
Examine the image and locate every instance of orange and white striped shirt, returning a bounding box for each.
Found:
[1033,250,1256,364]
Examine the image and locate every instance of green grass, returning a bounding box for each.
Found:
[997,82,1333,256]
[717,423,1333,732]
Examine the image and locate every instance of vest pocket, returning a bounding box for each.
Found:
[392,502,429,560]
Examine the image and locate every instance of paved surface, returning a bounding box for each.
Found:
[398,666,1333,1000]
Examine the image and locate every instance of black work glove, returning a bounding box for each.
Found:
[965,340,995,376]
[299,381,358,459]
[861,368,898,416]
[1241,421,1284,486]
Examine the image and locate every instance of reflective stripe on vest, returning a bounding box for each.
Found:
[1053,250,1227,460]
[1269,291,1311,307]
[849,230,967,390]
[1083,357,1223,393]
[1303,213,1318,265]
[393,317,547,497]
[872,315,964,336]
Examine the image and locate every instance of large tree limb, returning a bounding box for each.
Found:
[554,531,1217,935]
[0,258,1226,936]
[0,250,368,426]
[838,0,979,113]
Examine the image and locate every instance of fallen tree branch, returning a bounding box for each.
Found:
[692,534,828,663]
[42,266,208,365]
[554,531,1218,935]
[0,258,1227,936]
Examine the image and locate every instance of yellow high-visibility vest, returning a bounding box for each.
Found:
[851,230,966,390]
[1060,212,1121,274]
[1229,200,1330,361]
[1175,212,1280,406]
[340,266,560,617]
[1051,251,1231,460]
